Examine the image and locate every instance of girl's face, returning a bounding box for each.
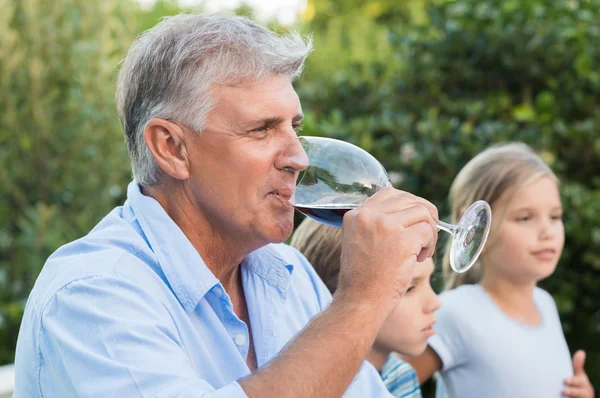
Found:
[484,176,564,284]
[373,257,440,357]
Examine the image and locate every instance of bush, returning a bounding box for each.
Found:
[0,0,134,364]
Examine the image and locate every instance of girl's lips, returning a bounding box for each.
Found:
[532,248,557,261]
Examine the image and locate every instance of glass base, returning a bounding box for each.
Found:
[450,200,492,273]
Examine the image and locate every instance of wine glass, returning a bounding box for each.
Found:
[291,136,492,273]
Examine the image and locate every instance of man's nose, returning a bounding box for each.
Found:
[279,135,309,173]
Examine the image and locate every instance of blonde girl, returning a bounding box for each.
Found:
[408,143,594,398]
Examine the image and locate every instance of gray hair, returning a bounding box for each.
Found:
[116,13,313,186]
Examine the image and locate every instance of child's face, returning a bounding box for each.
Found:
[373,257,440,357]
[484,176,564,284]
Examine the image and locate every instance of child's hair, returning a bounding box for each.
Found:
[290,217,343,294]
[443,142,558,290]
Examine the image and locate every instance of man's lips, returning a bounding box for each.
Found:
[269,186,295,204]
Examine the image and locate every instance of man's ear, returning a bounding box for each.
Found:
[144,118,190,181]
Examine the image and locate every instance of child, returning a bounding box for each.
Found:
[290,218,440,398]
[407,143,595,398]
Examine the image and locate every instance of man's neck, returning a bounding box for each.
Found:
[144,182,250,280]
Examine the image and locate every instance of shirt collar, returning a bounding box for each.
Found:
[125,181,294,312]
[243,245,294,290]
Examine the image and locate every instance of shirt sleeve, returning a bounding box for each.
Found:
[427,293,467,372]
[38,274,248,398]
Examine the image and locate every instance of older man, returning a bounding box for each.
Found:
[14,13,438,397]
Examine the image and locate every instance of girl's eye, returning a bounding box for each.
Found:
[515,216,530,222]
[406,286,415,293]
[551,214,563,221]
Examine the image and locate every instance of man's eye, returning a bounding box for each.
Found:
[250,126,269,133]
[293,123,303,133]
[248,126,272,139]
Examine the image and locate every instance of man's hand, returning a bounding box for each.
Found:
[241,187,438,397]
[336,187,438,314]
[563,350,595,398]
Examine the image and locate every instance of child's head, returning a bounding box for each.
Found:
[443,142,564,289]
[290,217,440,357]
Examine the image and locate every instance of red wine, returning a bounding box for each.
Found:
[294,204,358,228]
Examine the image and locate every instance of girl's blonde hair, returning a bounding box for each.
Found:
[443,142,558,290]
[290,218,343,294]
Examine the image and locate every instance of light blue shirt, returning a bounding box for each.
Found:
[14,182,392,397]
[429,284,573,398]
[380,353,422,398]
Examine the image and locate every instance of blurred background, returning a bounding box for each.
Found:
[0,0,598,394]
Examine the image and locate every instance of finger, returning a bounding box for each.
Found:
[565,375,590,387]
[562,385,590,398]
[564,377,574,386]
[404,220,437,261]
[367,188,439,220]
[385,204,437,230]
[371,200,439,248]
[572,350,586,376]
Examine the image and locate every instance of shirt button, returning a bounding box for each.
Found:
[213,286,223,297]
[234,333,246,346]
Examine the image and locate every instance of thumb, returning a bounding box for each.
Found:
[572,350,586,375]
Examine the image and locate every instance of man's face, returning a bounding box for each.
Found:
[183,75,308,250]
[373,257,440,357]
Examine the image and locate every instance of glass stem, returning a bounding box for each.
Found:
[436,219,457,236]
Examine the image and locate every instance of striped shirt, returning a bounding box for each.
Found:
[380,353,422,398]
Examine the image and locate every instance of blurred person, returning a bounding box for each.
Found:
[290,217,441,397]
[13,13,440,398]
[407,143,595,398]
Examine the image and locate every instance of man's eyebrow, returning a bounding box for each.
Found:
[244,114,304,127]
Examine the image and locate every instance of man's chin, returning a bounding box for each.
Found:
[273,224,294,243]
[274,218,295,242]
[256,207,295,244]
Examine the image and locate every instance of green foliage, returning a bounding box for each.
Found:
[298,0,600,390]
[135,0,189,32]
[0,0,135,364]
